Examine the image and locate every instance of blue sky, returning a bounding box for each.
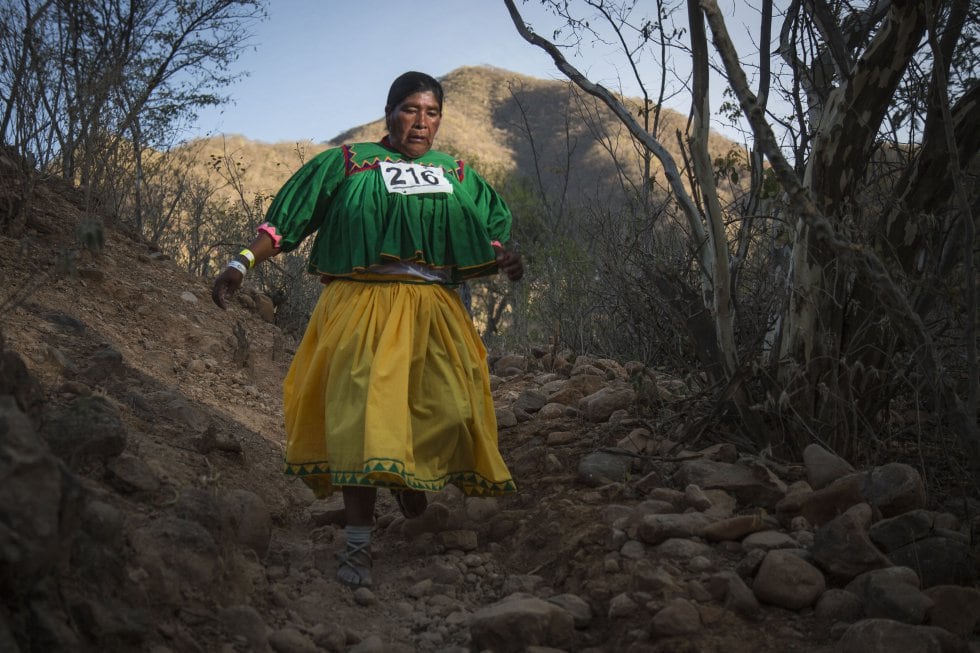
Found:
[185,1,763,144]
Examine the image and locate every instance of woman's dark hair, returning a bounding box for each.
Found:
[385,71,444,113]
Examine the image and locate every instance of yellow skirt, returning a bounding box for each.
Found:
[282,275,516,499]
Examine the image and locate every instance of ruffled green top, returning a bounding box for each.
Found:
[262,139,513,283]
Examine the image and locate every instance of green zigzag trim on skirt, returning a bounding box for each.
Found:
[283,457,517,495]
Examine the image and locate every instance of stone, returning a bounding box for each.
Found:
[752,550,826,610]
[268,627,317,653]
[846,567,932,625]
[923,585,980,637]
[493,354,526,375]
[815,589,864,623]
[495,408,518,428]
[683,484,713,511]
[41,395,128,471]
[868,510,936,553]
[253,292,275,322]
[105,453,161,494]
[513,389,549,414]
[888,536,978,588]
[706,571,761,620]
[438,530,478,551]
[798,474,864,526]
[652,598,701,636]
[859,463,927,518]
[546,374,604,406]
[811,503,891,581]
[579,385,636,422]
[741,530,798,552]
[217,605,268,652]
[0,396,82,594]
[837,618,966,653]
[803,443,854,490]
[654,538,713,559]
[577,451,632,487]
[700,514,768,542]
[469,596,575,653]
[607,593,638,619]
[673,459,786,509]
[130,516,220,600]
[221,489,272,557]
[635,513,713,545]
[546,594,593,629]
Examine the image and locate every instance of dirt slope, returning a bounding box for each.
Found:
[0,168,841,652]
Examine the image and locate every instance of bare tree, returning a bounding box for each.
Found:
[503,0,979,475]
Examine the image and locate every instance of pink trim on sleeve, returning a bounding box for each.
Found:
[257,222,282,249]
[490,240,502,249]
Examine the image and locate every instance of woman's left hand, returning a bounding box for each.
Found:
[495,248,523,282]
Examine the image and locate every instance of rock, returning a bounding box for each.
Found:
[652,598,701,636]
[923,585,980,637]
[579,386,636,422]
[493,354,527,375]
[753,550,826,610]
[607,593,638,619]
[513,389,549,414]
[221,489,272,557]
[683,484,713,511]
[887,537,978,588]
[253,293,275,322]
[811,503,891,581]
[537,403,566,419]
[654,538,713,559]
[815,588,864,622]
[797,474,864,526]
[706,571,761,620]
[218,605,269,652]
[803,443,854,490]
[469,596,575,653]
[869,510,934,552]
[268,627,317,653]
[846,567,932,625]
[41,395,128,471]
[674,459,786,509]
[495,408,518,428]
[837,618,966,653]
[859,463,927,518]
[105,453,161,494]
[130,516,220,600]
[741,530,798,551]
[577,451,632,487]
[438,530,478,551]
[546,594,593,628]
[635,512,713,545]
[546,374,604,406]
[700,514,769,542]
[0,396,83,594]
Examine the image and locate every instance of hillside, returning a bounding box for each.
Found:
[2,154,979,651]
[182,65,739,208]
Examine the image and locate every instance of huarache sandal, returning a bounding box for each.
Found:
[392,488,428,519]
[336,541,372,588]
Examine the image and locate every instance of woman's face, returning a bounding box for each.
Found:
[386,91,442,159]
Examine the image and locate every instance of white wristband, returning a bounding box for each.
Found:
[226,259,247,276]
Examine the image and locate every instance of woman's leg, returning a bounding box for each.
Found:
[336,486,377,587]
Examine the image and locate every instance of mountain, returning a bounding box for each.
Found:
[183,65,739,208]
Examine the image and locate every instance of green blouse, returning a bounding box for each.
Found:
[261,139,513,283]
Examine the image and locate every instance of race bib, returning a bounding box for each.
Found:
[381,161,454,195]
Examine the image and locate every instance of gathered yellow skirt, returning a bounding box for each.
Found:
[282,275,516,499]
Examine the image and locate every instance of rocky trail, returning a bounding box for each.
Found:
[2,166,979,652]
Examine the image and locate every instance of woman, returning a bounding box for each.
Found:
[211,71,523,588]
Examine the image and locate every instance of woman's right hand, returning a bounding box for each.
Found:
[211,266,244,309]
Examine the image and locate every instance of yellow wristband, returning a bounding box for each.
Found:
[239,248,256,268]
